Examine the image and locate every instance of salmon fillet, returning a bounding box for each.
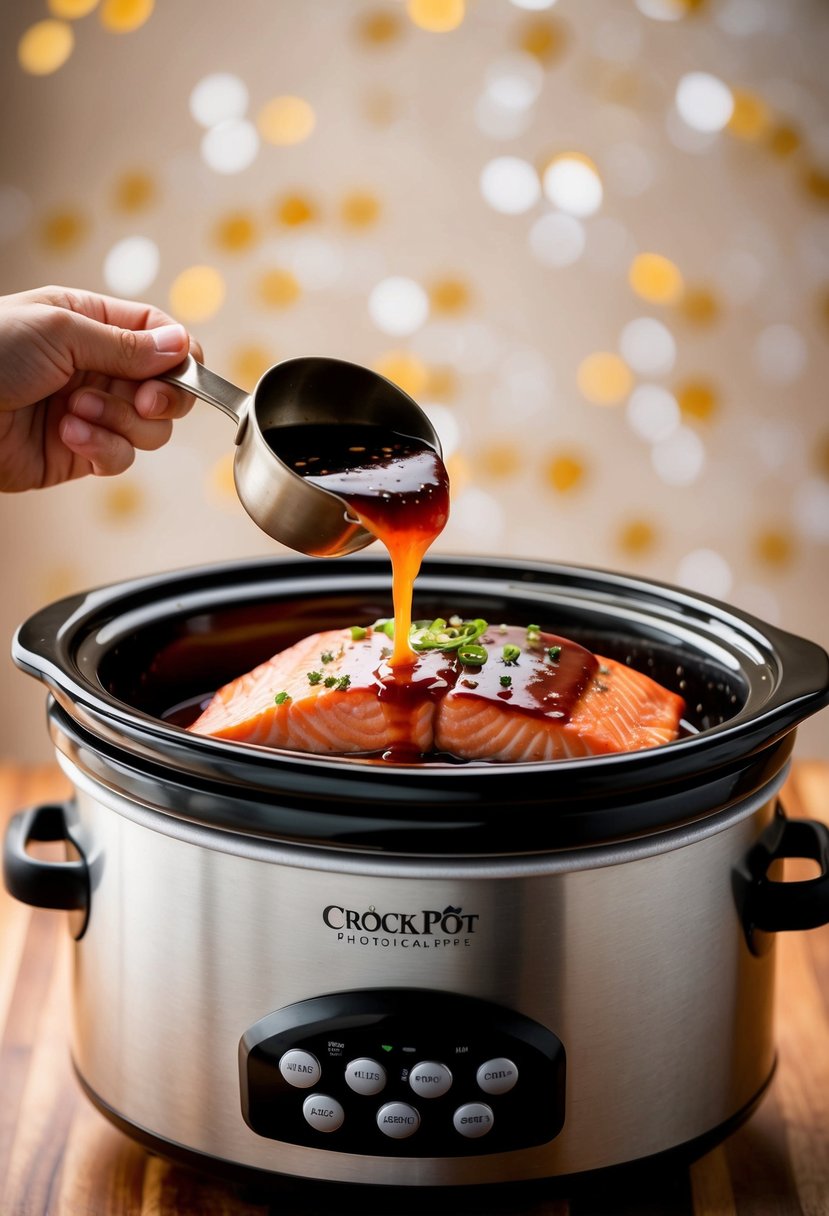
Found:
[188,624,685,762]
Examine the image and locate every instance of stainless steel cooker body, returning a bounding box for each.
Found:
[4,555,829,1188]
[55,753,782,1185]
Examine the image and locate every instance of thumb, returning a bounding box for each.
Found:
[66,313,190,381]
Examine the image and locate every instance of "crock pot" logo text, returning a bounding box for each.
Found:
[322,904,479,949]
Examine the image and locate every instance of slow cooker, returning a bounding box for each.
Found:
[4,554,829,1188]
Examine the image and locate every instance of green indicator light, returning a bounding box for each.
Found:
[381,1044,393,1052]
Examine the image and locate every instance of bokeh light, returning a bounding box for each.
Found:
[509,0,558,9]
[213,212,259,253]
[341,191,382,228]
[793,480,829,542]
[617,519,657,556]
[112,170,156,213]
[258,269,302,308]
[518,16,567,64]
[284,236,343,290]
[48,0,99,16]
[258,96,316,145]
[676,548,733,598]
[626,384,680,442]
[422,404,461,459]
[628,252,684,304]
[577,352,633,405]
[675,72,734,133]
[201,120,259,174]
[369,276,429,336]
[275,194,318,226]
[542,154,603,217]
[99,0,154,33]
[480,156,541,214]
[39,208,87,251]
[169,265,225,322]
[544,452,587,493]
[619,317,676,376]
[651,426,706,486]
[189,73,249,129]
[529,212,586,267]
[484,53,544,112]
[429,278,472,314]
[18,20,74,75]
[676,380,718,422]
[407,0,465,33]
[102,235,159,296]
[374,352,429,399]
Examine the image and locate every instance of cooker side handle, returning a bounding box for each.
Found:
[746,815,829,934]
[2,804,89,934]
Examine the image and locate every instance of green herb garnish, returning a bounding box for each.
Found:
[307,671,323,685]
[499,675,512,688]
[320,651,334,664]
[323,676,338,688]
[547,645,561,661]
[409,617,488,654]
[274,691,291,705]
[373,619,395,639]
[458,643,488,666]
[526,623,541,645]
[349,626,367,641]
[501,643,521,664]
[335,674,351,691]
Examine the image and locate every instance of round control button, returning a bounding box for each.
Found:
[453,1102,494,1139]
[476,1057,518,1096]
[408,1060,452,1099]
[377,1101,421,1139]
[302,1093,344,1133]
[278,1049,321,1089]
[345,1057,387,1096]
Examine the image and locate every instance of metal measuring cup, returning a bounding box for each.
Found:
[160,355,442,557]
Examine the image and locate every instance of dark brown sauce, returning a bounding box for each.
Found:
[265,424,449,669]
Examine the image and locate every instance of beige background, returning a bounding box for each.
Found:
[0,0,827,761]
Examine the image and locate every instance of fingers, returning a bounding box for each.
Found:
[133,378,196,421]
[57,307,192,382]
[59,388,174,476]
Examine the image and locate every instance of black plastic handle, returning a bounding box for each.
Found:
[2,803,88,915]
[746,815,829,933]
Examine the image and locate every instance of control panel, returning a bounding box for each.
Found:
[239,989,565,1157]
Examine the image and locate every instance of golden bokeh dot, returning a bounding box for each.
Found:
[169,265,225,323]
[258,96,316,146]
[274,193,318,226]
[446,451,471,497]
[727,90,771,141]
[429,277,472,315]
[113,170,156,212]
[406,0,465,33]
[544,452,587,494]
[676,379,718,422]
[577,352,633,406]
[213,211,259,253]
[679,285,720,327]
[48,0,99,16]
[341,190,382,228]
[374,351,428,399]
[803,166,829,204]
[230,345,274,391]
[102,481,145,522]
[519,16,566,65]
[767,123,800,159]
[18,20,74,75]
[39,208,87,251]
[258,269,302,309]
[476,442,521,480]
[357,9,403,44]
[629,253,685,305]
[210,453,237,502]
[617,519,658,556]
[754,528,794,568]
[425,365,458,400]
[99,0,154,33]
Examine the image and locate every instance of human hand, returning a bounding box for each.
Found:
[0,286,204,492]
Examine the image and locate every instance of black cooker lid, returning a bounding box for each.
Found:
[14,555,829,856]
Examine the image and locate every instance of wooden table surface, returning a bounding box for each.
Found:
[1,761,828,1216]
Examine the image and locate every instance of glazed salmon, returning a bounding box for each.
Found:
[188,623,685,762]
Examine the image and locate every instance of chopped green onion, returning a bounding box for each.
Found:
[410,617,488,654]
[349,626,368,641]
[274,691,291,706]
[547,645,561,662]
[458,643,488,666]
[320,651,334,664]
[335,674,351,691]
[501,644,521,664]
[373,618,395,639]
[307,671,323,685]
[323,676,337,688]
[499,675,512,688]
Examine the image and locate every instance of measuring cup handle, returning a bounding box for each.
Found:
[159,354,248,423]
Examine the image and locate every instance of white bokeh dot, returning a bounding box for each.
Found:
[619,318,676,376]
[201,119,259,174]
[529,212,586,268]
[675,72,734,133]
[542,157,603,217]
[751,420,806,474]
[102,236,160,297]
[753,323,808,384]
[485,54,543,112]
[480,157,541,215]
[676,549,734,599]
[509,0,557,9]
[474,94,534,140]
[636,0,687,19]
[626,384,680,442]
[368,276,429,337]
[793,479,829,542]
[450,487,505,541]
[421,404,461,459]
[0,186,32,242]
[284,236,343,290]
[715,0,771,37]
[651,426,706,486]
[189,73,249,128]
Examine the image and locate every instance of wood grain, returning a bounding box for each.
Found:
[1,761,828,1216]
